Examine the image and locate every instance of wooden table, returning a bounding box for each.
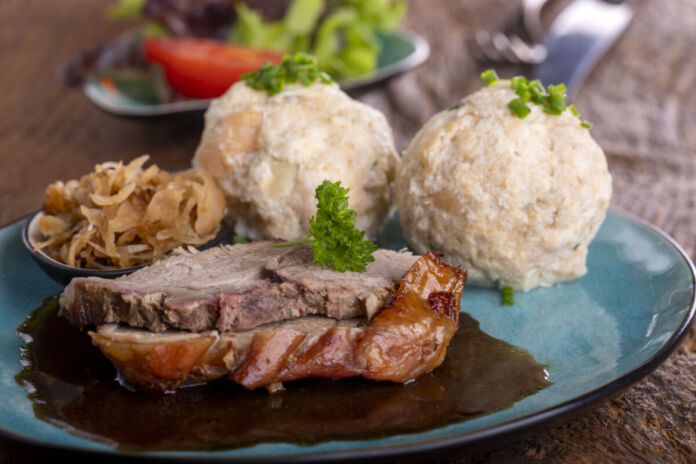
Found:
[1,0,695,462]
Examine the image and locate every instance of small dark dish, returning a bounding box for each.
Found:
[22,210,228,286]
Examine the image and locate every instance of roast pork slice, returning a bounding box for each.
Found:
[89,252,468,393]
[264,246,421,321]
[60,242,418,333]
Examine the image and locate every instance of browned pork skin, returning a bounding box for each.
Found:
[89,252,467,392]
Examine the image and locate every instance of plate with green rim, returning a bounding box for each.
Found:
[0,207,694,462]
[83,31,430,117]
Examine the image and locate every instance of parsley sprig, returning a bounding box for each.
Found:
[480,70,592,129]
[273,180,377,272]
[241,52,333,96]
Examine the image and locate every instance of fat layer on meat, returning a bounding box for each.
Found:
[59,242,418,333]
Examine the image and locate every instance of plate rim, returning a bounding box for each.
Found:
[0,207,694,462]
[81,31,430,118]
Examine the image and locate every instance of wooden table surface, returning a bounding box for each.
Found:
[1,0,695,462]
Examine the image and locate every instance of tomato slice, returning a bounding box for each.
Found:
[144,38,284,99]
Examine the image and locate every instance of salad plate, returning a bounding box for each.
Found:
[83,31,430,117]
[0,208,693,462]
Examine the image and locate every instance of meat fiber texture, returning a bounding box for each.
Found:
[59,242,418,333]
[396,84,612,290]
[87,252,467,392]
[192,82,399,241]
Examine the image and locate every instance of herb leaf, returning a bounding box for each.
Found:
[232,235,249,244]
[508,98,531,118]
[501,286,515,306]
[241,52,333,95]
[274,180,377,272]
[480,69,499,86]
[485,69,593,128]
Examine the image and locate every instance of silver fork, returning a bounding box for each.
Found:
[471,0,549,65]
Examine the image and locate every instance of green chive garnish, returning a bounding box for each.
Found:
[508,98,531,118]
[547,83,566,95]
[573,243,580,250]
[510,76,527,90]
[548,97,567,112]
[481,69,499,86]
[501,286,515,306]
[485,72,593,128]
[516,86,532,103]
[449,102,464,111]
[528,79,547,104]
[232,235,248,244]
[241,52,333,96]
[546,84,567,114]
[543,106,563,115]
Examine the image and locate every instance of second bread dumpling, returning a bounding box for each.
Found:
[395,82,612,290]
[193,81,399,241]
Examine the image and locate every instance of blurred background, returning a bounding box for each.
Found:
[1,0,695,462]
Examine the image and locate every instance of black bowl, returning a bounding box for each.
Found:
[22,210,229,286]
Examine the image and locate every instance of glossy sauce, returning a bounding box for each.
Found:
[16,297,550,452]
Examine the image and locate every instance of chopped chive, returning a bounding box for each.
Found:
[449,102,464,111]
[531,94,547,105]
[503,76,592,128]
[516,86,532,103]
[543,106,563,115]
[501,286,515,306]
[573,243,580,250]
[508,98,531,118]
[481,69,499,86]
[241,52,333,95]
[232,235,248,244]
[547,83,567,96]
[528,79,545,95]
[510,76,527,90]
[319,72,332,84]
[372,160,377,167]
[548,95,567,113]
[529,80,547,104]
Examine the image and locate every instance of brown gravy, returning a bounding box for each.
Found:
[16,297,550,452]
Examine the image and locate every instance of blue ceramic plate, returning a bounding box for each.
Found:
[0,208,694,462]
[83,31,430,117]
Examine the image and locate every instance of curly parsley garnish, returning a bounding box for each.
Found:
[273,180,377,272]
[241,52,333,96]
[481,70,592,129]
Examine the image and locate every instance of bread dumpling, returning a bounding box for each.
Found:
[193,81,399,241]
[396,82,612,290]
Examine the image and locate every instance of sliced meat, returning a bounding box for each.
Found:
[265,246,419,321]
[89,252,467,392]
[60,242,418,333]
